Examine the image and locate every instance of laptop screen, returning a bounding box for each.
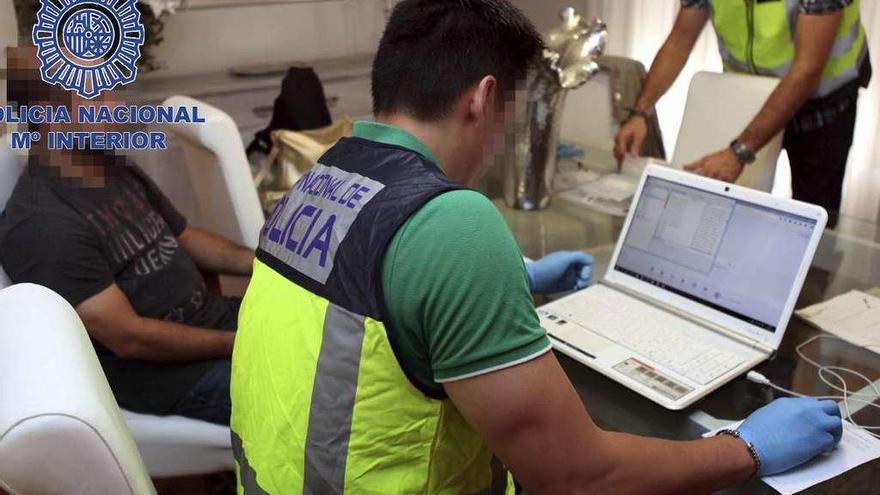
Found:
[614,176,818,332]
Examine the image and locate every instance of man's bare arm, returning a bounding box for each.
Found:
[633,7,710,114]
[444,352,755,495]
[736,11,843,151]
[77,284,234,361]
[615,7,709,163]
[178,227,254,276]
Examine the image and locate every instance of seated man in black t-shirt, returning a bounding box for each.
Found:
[0,48,253,426]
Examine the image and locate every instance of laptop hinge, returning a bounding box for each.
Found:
[601,280,774,356]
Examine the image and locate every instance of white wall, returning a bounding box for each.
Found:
[142,0,389,78]
[511,0,594,32]
[1,0,18,107]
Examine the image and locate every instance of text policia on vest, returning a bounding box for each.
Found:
[261,166,379,270]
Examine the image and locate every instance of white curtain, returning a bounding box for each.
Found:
[584,0,880,224]
[844,1,880,224]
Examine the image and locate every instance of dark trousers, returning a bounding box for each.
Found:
[167,359,232,425]
[782,100,858,229]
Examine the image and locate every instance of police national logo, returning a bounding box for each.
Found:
[32,0,145,99]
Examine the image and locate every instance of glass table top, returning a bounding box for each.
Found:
[489,193,880,494]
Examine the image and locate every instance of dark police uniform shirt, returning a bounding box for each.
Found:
[0,157,239,413]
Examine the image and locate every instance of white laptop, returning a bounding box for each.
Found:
[538,165,827,409]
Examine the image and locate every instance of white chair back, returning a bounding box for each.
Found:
[162,95,264,249]
[560,70,616,154]
[672,71,785,193]
[0,135,26,289]
[0,283,156,495]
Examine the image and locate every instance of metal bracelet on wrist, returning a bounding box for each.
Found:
[626,107,651,122]
[716,429,761,476]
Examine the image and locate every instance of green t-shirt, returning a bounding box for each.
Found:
[353,121,551,396]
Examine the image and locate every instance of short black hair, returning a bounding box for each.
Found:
[372,0,543,121]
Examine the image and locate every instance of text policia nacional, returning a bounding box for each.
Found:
[0,104,207,151]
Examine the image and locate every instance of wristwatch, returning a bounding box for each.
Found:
[729,139,756,166]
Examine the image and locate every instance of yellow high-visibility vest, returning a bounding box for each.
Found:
[709,0,866,97]
[230,139,500,494]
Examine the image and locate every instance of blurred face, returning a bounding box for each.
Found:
[480,89,521,179]
[7,47,122,185]
[65,88,127,134]
[54,53,127,135]
[458,78,523,186]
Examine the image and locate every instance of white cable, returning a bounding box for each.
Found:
[746,335,880,440]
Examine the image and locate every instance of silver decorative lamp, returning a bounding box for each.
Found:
[502,8,607,210]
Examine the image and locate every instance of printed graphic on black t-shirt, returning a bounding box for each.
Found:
[72,172,212,324]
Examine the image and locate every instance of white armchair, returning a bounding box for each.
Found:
[161,95,265,250]
[672,71,789,195]
[0,284,156,495]
[123,98,242,477]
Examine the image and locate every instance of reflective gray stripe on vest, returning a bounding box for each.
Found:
[303,303,366,494]
[717,42,792,76]
[829,16,862,60]
[232,431,270,495]
[817,35,867,97]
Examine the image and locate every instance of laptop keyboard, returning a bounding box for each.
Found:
[549,285,746,385]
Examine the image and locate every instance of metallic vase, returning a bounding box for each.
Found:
[502,8,607,210]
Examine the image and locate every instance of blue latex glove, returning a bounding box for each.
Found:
[737,397,843,476]
[526,251,594,295]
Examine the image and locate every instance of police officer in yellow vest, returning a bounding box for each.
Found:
[615,0,870,228]
[231,1,844,493]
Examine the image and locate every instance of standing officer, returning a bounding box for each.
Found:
[230,1,842,493]
[615,0,870,228]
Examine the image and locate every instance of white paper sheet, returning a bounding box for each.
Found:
[578,174,639,202]
[703,421,880,495]
[555,157,669,217]
[553,169,601,192]
[796,290,880,354]
[620,156,664,178]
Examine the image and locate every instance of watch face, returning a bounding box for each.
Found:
[731,140,756,165]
